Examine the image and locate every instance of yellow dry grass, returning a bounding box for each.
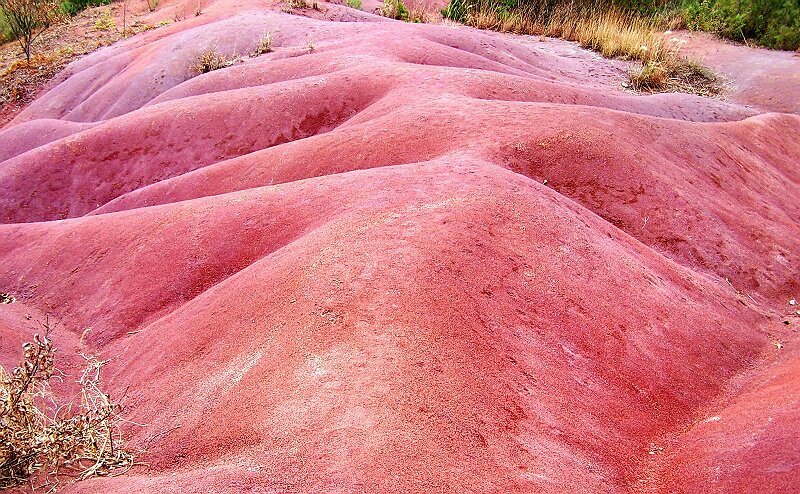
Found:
[457,2,719,94]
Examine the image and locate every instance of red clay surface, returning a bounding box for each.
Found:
[1,1,799,492]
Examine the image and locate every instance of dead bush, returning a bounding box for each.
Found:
[0,320,133,490]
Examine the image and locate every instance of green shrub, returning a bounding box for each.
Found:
[682,0,800,50]
[347,0,362,9]
[60,0,109,16]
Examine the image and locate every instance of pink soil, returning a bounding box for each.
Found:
[671,30,800,114]
[1,2,799,492]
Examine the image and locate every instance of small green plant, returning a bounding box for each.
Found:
[381,0,409,21]
[192,48,234,73]
[251,32,273,56]
[156,19,170,27]
[0,322,133,488]
[93,8,114,31]
[346,0,361,9]
[146,0,157,12]
[286,0,307,8]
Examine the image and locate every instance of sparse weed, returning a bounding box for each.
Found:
[147,0,158,12]
[251,32,273,56]
[346,0,361,10]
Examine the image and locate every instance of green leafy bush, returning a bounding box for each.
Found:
[60,0,109,16]
[682,0,800,50]
[0,7,14,43]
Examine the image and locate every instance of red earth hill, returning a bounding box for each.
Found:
[1,1,799,492]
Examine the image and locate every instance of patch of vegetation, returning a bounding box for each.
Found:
[443,0,799,51]
[381,0,409,21]
[0,322,133,489]
[442,0,720,95]
[346,0,361,9]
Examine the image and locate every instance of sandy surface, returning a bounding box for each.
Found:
[1,2,798,492]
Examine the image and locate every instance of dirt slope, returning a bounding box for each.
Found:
[1,1,799,492]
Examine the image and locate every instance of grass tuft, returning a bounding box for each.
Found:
[251,32,273,57]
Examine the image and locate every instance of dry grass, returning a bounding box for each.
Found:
[408,6,431,23]
[251,32,273,57]
[0,320,133,490]
[630,58,720,95]
[192,48,235,73]
[449,1,720,95]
